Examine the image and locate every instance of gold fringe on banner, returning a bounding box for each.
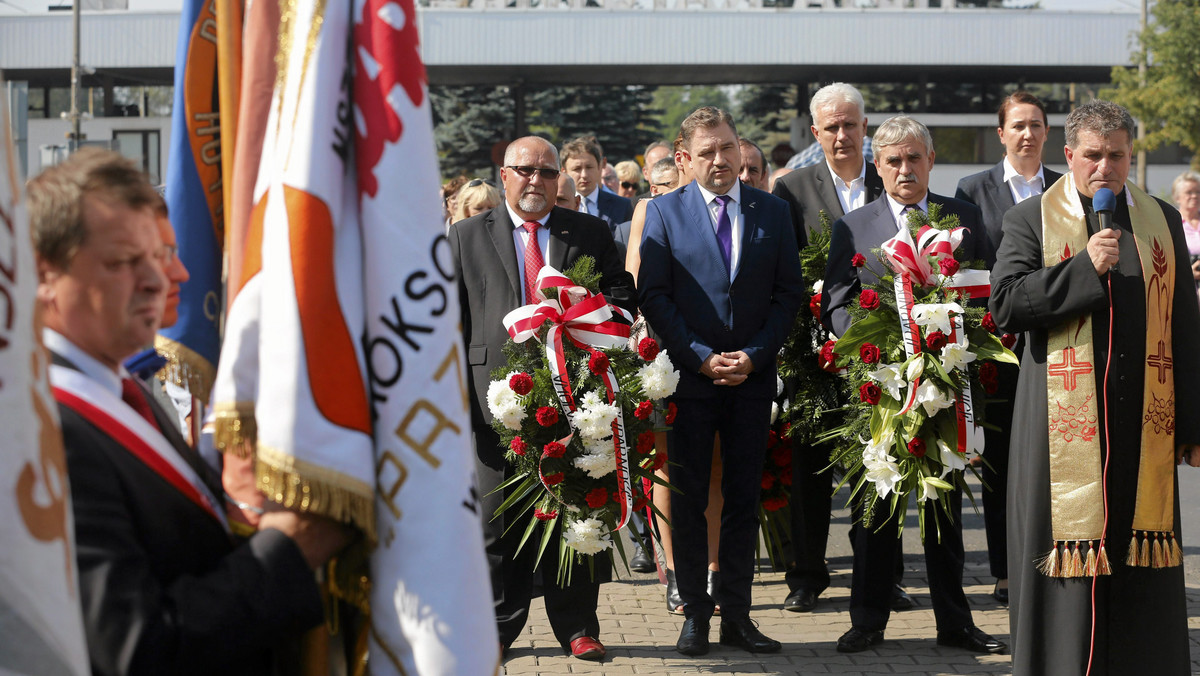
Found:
[154,336,216,405]
[1038,539,1113,578]
[255,444,376,544]
[211,401,258,458]
[1126,530,1183,569]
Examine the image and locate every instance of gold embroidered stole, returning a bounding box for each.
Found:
[1039,174,1180,577]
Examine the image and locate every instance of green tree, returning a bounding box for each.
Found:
[734,84,795,152]
[430,85,515,177]
[652,86,732,141]
[1104,0,1200,169]
[528,85,662,162]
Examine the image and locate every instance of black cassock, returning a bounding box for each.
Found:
[990,191,1198,676]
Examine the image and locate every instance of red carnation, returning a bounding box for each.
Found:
[937,258,961,276]
[809,294,822,318]
[761,472,776,491]
[536,406,559,427]
[634,401,654,420]
[860,342,881,364]
[859,382,882,405]
[925,330,948,351]
[585,487,608,508]
[772,446,791,468]
[979,362,999,383]
[851,253,867,268]
[859,289,880,310]
[588,351,610,375]
[983,379,999,395]
[981,312,997,334]
[510,437,528,456]
[638,337,660,361]
[907,437,927,458]
[508,372,533,396]
[542,442,566,459]
[543,472,564,486]
[636,430,656,454]
[1001,333,1017,349]
[819,339,839,371]
[781,465,794,487]
[763,497,788,512]
[767,430,780,448]
[534,507,558,521]
[650,452,668,471]
[632,495,649,511]
[665,402,678,425]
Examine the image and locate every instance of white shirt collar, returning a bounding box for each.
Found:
[884,193,929,230]
[505,202,550,230]
[42,328,128,398]
[1002,157,1045,186]
[695,180,741,206]
[826,159,866,188]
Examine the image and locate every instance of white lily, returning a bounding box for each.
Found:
[906,356,925,381]
[864,454,903,499]
[869,364,906,401]
[936,438,967,478]
[862,429,896,463]
[940,342,976,372]
[915,380,955,416]
[918,477,941,502]
[910,302,964,335]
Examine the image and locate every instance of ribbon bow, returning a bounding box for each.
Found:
[881,224,990,299]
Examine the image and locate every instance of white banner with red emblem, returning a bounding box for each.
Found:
[0,79,91,676]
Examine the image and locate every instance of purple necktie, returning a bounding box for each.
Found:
[714,194,732,276]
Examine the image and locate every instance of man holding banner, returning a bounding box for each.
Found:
[450,135,636,661]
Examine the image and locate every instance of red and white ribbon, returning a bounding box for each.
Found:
[946,315,980,456]
[502,266,637,530]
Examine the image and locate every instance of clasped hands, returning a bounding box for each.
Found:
[701,351,753,386]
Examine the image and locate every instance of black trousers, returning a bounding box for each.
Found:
[982,361,1018,580]
[668,393,770,621]
[849,487,972,633]
[474,425,600,650]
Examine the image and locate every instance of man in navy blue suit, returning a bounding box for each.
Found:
[820,116,1005,656]
[638,106,804,656]
[561,135,634,236]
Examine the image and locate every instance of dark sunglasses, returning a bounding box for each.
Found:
[620,181,639,190]
[506,165,560,180]
[466,178,496,188]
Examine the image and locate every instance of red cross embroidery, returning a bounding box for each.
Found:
[1048,346,1093,392]
[1147,340,1173,385]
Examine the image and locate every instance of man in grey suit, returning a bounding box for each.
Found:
[771,83,903,616]
[954,90,1061,606]
[821,116,1005,655]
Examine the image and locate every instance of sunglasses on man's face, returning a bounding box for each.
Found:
[506,165,560,180]
[620,181,639,190]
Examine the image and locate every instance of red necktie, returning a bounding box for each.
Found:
[122,377,162,433]
[522,221,544,304]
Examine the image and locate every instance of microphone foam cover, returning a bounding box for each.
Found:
[1093,187,1117,213]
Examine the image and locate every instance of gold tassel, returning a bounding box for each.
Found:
[1085,542,1097,577]
[1152,533,1166,569]
[211,402,257,458]
[1139,531,1150,567]
[1069,542,1084,577]
[1169,533,1184,567]
[1126,531,1141,567]
[154,335,216,404]
[1037,542,1060,577]
[1096,542,1111,576]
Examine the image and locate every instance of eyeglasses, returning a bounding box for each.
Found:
[466,178,496,188]
[620,181,639,190]
[506,165,560,180]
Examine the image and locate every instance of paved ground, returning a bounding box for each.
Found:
[501,475,1200,675]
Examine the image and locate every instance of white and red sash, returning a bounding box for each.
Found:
[50,365,228,530]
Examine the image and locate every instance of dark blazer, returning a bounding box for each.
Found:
[821,193,991,336]
[55,355,323,676]
[595,189,634,236]
[449,204,637,439]
[772,161,885,248]
[637,180,805,399]
[955,161,1063,254]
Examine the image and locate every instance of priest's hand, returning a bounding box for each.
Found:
[1086,228,1121,275]
[1176,445,1200,467]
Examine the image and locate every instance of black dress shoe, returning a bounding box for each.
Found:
[936,626,1008,654]
[836,626,884,653]
[718,616,781,653]
[891,584,914,611]
[676,616,710,656]
[992,580,1009,605]
[630,545,655,573]
[783,587,818,613]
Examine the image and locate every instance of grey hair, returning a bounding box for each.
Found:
[1172,170,1200,197]
[503,136,559,167]
[809,82,866,122]
[872,115,934,155]
[649,157,678,184]
[1064,100,1135,149]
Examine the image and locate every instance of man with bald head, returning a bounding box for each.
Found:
[449,135,636,662]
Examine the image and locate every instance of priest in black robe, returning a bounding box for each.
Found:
[991,100,1200,676]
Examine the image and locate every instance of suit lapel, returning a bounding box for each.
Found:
[682,183,729,281]
[546,209,571,271]
[814,168,845,219]
[485,207,522,299]
[865,163,885,203]
[734,187,759,282]
[987,163,1016,212]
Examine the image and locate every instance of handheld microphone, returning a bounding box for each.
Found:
[1093,187,1116,231]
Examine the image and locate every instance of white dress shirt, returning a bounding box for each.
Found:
[827,160,868,215]
[578,190,598,217]
[696,181,743,276]
[506,203,551,305]
[42,328,127,398]
[884,193,929,231]
[1002,158,1046,204]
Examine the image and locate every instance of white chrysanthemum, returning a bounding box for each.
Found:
[812,279,824,295]
[486,379,526,430]
[915,380,954,416]
[574,450,616,478]
[936,439,967,479]
[869,364,905,402]
[940,343,976,372]
[571,399,620,440]
[563,517,612,555]
[638,351,681,400]
[580,390,604,410]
